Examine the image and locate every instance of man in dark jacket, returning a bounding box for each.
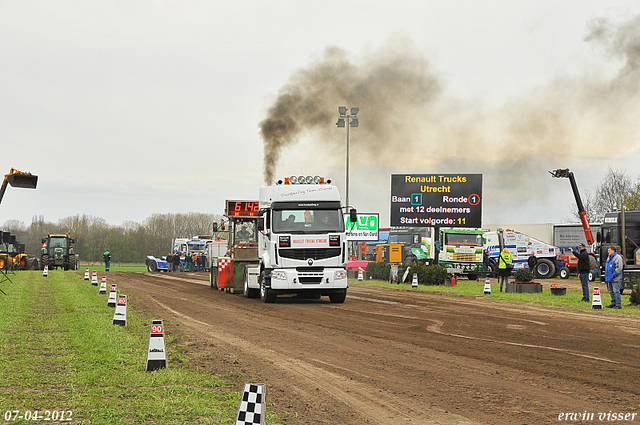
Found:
[527,252,537,273]
[172,252,181,272]
[569,243,591,302]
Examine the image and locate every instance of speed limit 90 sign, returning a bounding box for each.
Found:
[151,324,163,334]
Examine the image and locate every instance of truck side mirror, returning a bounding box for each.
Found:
[212,222,218,232]
[257,215,264,232]
[259,208,270,231]
[349,208,357,224]
[41,238,46,244]
[596,231,601,243]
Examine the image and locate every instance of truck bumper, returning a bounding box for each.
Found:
[268,268,348,292]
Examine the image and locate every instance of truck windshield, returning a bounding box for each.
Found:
[389,234,412,244]
[187,244,207,254]
[445,233,483,246]
[273,209,344,234]
[49,237,68,248]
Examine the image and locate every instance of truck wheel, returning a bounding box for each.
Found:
[329,289,347,303]
[210,270,218,289]
[559,267,570,279]
[404,255,417,264]
[243,270,259,298]
[488,264,497,278]
[588,271,595,282]
[260,270,276,303]
[534,259,556,279]
[589,254,598,270]
[147,261,158,272]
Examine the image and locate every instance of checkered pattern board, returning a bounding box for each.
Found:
[218,258,231,272]
[235,383,265,425]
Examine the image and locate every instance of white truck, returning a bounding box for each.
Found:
[145,237,209,272]
[484,228,561,278]
[245,176,350,303]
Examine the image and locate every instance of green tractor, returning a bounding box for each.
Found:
[41,232,78,270]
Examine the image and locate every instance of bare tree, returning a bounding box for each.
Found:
[624,182,640,210]
[567,189,603,223]
[594,167,634,216]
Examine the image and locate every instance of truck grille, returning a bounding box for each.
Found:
[452,253,476,262]
[280,248,341,261]
[296,268,325,284]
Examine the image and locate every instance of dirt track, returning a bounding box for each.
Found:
[107,272,640,424]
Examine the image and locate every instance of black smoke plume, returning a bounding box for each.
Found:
[260,16,640,188]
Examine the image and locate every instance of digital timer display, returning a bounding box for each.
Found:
[226,200,260,217]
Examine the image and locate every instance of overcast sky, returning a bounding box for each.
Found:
[2,0,640,229]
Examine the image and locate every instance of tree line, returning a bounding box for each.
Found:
[1,212,222,263]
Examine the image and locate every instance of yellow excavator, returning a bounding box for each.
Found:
[0,169,39,272]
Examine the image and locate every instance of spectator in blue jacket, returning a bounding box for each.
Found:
[605,246,624,309]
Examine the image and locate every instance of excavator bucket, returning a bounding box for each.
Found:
[7,173,38,189]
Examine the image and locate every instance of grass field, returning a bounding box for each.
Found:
[350,278,640,314]
[0,270,281,424]
[78,263,148,273]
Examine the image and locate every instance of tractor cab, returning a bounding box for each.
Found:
[209,200,260,292]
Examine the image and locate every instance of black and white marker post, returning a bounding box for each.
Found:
[107,284,117,307]
[99,276,107,294]
[145,320,167,371]
[112,294,127,326]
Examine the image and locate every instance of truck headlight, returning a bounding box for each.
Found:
[334,270,347,280]
[271,271,286,280]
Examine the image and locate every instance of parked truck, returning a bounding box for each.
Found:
[209,176,350,303]
[598,211,640,294]
[381,227,484,279]
[484,229,561,278]
[145,237,210,272]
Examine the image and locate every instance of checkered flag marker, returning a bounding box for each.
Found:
[235,383,266,425]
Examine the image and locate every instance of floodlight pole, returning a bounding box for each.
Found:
[346,118,350,211]
[336,107,358,213]
[336,107,359,259]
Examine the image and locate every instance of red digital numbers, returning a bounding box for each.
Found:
[227,201,259,217]
[151,324,163,334]
[117,297,127,305]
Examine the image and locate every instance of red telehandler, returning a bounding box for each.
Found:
[550,169,598,279]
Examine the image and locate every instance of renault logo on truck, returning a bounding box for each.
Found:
[308,258,314,266]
